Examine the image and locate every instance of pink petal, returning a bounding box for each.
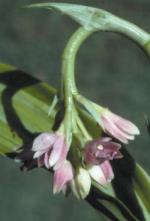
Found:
[49,136,66,167]
[102,115,130,143]
[53,161,73,194]
[88,162,114,185]
[32,133,57,151]
[100,161,114,183]
[53,136,68,169]
[100,137,112,142]
[105,110,140,135]
[44,152,50,169]
[87,165,108,185]
[115,118,140,135]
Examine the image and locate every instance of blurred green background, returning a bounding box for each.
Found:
[0,0,150,220]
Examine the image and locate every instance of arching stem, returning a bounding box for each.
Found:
[61,27,93,97]
[61,20,150,100]
[61,27,93,145]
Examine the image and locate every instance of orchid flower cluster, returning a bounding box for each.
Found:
[32,94,139,199]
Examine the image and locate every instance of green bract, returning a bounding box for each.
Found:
[26,2,150,48]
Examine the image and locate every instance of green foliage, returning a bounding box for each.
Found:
[0,63,55,154]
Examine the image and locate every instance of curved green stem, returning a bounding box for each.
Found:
[61,27,93,98]
[61,27,93,145]
[105,15,150,56]
[106,15,150,49]
[61,21,150,102]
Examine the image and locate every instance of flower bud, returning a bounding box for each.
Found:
[101,109,140,144]
[70,167,91,199]
[53,160,73,194]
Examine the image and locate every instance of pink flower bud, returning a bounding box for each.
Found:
[101,110,140,143]
[32,132,67,169]
[53,160,73,194]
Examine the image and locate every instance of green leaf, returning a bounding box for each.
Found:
[111,147,150,221]
[25,2,121,31]
[0,62,56,154]
[90,181,141,221]
[133,164,150,215]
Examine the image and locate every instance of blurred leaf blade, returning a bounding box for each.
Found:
[0,62,56,154]
[133,164,150,213]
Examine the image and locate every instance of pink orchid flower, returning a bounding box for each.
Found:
[84,137,123,185]
[32,132,67,169]
[84,137,122,165]
[101,109,140,144]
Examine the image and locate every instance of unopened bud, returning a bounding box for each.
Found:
[70,167,91,199]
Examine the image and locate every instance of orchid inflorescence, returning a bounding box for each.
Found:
[31,55,139,200]
[21,3,142,200]
[32,98,139,199]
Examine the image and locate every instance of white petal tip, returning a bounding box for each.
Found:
[121,140,128,144]
[135,128,140,135]
[49,159,56,168]
[33,151,41,159]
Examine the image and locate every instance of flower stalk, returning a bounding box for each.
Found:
[61,27,93,96]
[61,27,93,146]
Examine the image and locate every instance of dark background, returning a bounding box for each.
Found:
[0,0,150,220]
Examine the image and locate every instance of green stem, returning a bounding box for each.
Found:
[61,21,150,102]
[74,110,92,140]
[107,15,150,48]
[106,15,150,56]
[61,27,93,99]
[61,27,93,145]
